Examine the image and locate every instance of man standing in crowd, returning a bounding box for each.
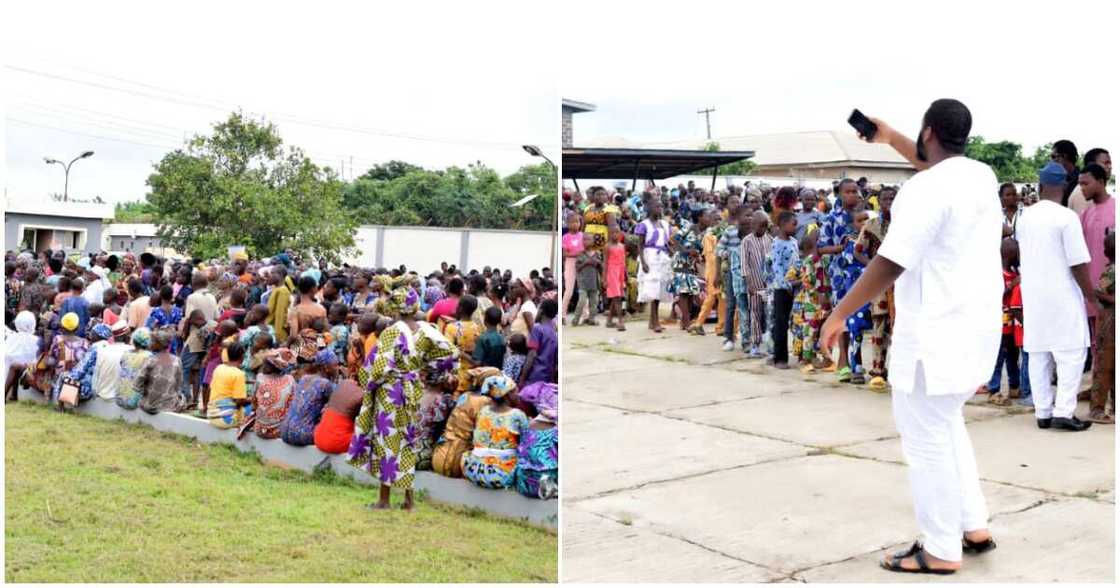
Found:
[1051,139,1080,207]
[822,99,1000,574]
[1017,162,1099,431]
[1068,148,1111,214]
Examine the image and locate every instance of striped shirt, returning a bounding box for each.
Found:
[740,233,772,292]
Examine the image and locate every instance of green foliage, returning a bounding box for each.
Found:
[113,200,157,223]
[145,112,357,261]
[343,161,556,231]
[693,140,758,178]
[965,136,1052,183]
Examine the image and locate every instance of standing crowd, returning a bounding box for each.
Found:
[562,142,1113,427]
[4,250,559,505]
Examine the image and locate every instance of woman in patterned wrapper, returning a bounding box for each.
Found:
[347,277,460,511]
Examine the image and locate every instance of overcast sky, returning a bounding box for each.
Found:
[3,1,557,205]
[562,0,1118,157]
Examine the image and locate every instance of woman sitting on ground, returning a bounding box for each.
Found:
[47,313,90,408]
[514,408,558,500]
[314,377,363,454]
[462,374,530,489]
[280,349,338,446]
[4,311,41,402]
[252,348,296,439]
[135,329,184,415]
[206,341,250,429]
[431,367,496,478]
[116,327,153,410]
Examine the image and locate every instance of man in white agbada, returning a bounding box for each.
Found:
[1016,161,1097,431]
[822,99,1000,575]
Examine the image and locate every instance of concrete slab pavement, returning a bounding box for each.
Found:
[562,323,1115,582]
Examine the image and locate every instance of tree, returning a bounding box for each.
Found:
[114,201,157,223]
[342,161,555,231]
[358,160,423,182]
[965,136,1052,182]
[693,141,758,177]
[146,112,356,260]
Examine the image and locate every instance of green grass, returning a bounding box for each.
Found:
[5,402,557,583]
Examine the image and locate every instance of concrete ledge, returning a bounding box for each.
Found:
[16,388,557,529]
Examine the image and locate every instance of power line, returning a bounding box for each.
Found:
[6,117,180,150]
[7,64,555,151]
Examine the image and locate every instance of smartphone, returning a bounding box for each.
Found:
[848,109,878,141]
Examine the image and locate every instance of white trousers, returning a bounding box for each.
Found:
[1028,347,1087,420]
[891,362,989,562]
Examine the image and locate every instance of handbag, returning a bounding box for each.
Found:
[58,376,80,408]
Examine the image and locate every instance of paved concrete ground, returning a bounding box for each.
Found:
[561,320,1114,583]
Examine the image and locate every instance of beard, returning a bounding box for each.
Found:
[916,131,928,162]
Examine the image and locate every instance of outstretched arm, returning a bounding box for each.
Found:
[860,116,928,172]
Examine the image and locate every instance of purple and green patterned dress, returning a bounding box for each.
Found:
[514,426,559,499]
[347,321,459,489]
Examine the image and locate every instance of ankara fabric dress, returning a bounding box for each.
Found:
[348,321,459,489]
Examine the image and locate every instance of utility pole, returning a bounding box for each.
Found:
[697,107,716,140]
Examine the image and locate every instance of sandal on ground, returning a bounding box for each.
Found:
[1008,388,1021,399]
[962,535,997,555]
[688,325,706,336]
[836,367,852,383]
[800,364,817,375]
[880,542,957,575]
[617,324,627,332]
[851,373,866,385]
[988,392,1012,406]
[1086,410,1115,424]
[868,376,888,392]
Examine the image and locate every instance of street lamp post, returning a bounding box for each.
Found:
[44,150,95,202]
[521,145,558,273]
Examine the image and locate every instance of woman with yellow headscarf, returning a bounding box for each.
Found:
[348,278,460,510]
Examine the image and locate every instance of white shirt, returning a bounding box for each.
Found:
[82,278,106,306]
[877,157,1003,396]
[1017,199,1091,353]
[94,342,132,399]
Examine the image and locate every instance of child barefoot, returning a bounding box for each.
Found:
[603,225,628,331]
[1088,231,1115,423]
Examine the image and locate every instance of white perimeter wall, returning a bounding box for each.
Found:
[346,225,554,278]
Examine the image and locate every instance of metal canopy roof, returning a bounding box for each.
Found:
[562,147,755,180]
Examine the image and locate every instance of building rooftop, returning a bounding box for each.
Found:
[3,198,115,220]
[588,130,913,169]
[562,98,596,113]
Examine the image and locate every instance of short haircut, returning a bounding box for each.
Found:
[508,333,528,354]
[225,341,245,362]
[298,275,318,294]
[837,177,858,190]
[539,298,558,319]
[457,294,479,317]
[922,98,971,154]
[1082,163,1108,183]
[484,305,503,327]
[777,210,797,226]
[1085,148,1110,166]
[469,273,488,295]
[447,277,465,296]
[127,277,144,295]
[999,182,1017,195]
[230,287,247,306]
[1053,139,1078,164]
[160,285,173,301]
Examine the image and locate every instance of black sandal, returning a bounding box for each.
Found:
[962,535,997,555]
[880,542,957,575]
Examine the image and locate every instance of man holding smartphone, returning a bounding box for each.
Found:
[821,99,1001,575]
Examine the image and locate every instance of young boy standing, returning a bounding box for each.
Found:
[1088,231,1114,423]
[764,211,799,369]
[473,306,507,371]
[740,211,773,358]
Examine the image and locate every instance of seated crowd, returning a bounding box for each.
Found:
[4,250,559,504]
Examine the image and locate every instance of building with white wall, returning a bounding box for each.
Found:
[348,225,552,278]
[4,198,113,254]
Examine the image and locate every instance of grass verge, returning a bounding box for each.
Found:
[5,401,556,582]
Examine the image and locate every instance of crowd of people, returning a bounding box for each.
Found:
[562,142,1113,427]
[4,249,559,506]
